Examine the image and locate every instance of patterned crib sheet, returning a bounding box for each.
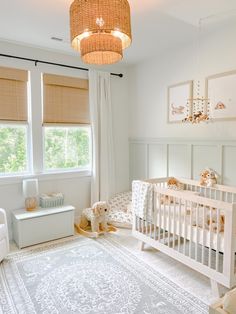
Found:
[107,191,132,228]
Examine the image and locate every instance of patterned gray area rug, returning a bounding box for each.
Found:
[0,236,208,314]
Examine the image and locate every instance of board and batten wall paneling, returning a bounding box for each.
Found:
[130,143,148,181]
[192,145,222,181]
[222,146,236,186]
[168,144,191,178]
[148,144,167,178]
[129,139,236,187]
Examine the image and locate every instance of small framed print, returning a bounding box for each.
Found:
[206,70,236,120]
[168,81,193,123]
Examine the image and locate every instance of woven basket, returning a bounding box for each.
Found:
[40,193,64,208]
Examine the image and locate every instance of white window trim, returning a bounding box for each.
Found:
[0,169,91,186]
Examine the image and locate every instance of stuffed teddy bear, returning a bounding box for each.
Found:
[200,169,209,186]
[167,177,184,190]
[192,207,224,233]
[79,201,109,234]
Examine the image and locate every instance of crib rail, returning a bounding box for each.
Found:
[146,177,236,203]
[133,181,236,289]
[177,177,236,203]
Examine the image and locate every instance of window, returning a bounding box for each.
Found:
[0,66,29,175]
[44,126,91,171]
[0,125,28,174]
[43,73,91,172]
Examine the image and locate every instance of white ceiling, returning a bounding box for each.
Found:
[0,0,235,65]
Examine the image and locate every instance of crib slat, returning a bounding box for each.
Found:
[189,201,193,258]
[216,208,220,272]
[195,204,199,262]
[158,194,161,241]
[153,192,157,240]
[173,198,176,249]
[178,201,181,252]
[163,202,166,243]
[150,191,153,239]
[201,206,206,265]
[208,207,213,268]
[183,200,187,255]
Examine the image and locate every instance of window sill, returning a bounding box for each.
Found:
[0,169,91,186]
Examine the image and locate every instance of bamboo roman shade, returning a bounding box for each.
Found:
[43,73,89,124]
[0,66,28,122]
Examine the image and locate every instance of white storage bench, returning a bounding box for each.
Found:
[12,205,75,248]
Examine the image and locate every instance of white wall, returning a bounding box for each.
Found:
[128,20,236,139]
[0,41,130,238]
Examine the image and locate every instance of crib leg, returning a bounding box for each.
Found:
[210,279,221,298]
[139,241,145,251]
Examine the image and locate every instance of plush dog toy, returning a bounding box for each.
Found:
[75,201,117,238]
[80,201,109,233]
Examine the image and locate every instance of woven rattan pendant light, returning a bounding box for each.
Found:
[70,0,132,65]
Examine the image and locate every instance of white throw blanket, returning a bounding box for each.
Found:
[132,180,153,220]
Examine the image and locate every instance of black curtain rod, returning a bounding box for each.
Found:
[0,53,123,78]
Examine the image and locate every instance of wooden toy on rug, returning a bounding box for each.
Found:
[75,201,117,238]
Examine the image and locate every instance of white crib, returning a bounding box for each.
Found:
[132,177,236,296]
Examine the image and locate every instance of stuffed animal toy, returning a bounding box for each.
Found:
[200,168,218,187]
[207,212,225,233]
[205,170,218,187]
[167,177,184,190]
[192,207,224,233]
[80,201,109,233]
[75,201,117,238]
[200,169,209,186]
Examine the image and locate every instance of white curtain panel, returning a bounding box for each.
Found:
[89,70,115,205]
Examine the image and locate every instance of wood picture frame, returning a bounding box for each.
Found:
[206,70,236,121]
[167,80,193,123]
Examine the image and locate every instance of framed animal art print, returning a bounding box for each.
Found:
[206,70,236,120]
[168,80,193,123]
